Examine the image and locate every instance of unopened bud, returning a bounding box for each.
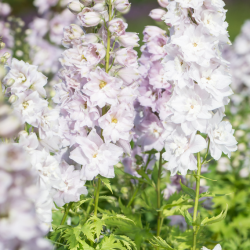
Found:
[3,52,10,59]
[67,1,84,14]
[158,0,169,8]
[79,0,93,6]
[6,78,15,87]
[149,8,167,22]
[8,94,18,104]
[0,42,5,50]
[114,0,131,14]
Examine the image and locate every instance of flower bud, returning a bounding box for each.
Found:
[67,1,84,14]
[158,0,169,8]
[8,94,18,104]
[149,9,166,22]
[79,0,93,6]
[3,52,11,59]
[114,0,131,14]
[93,2,106,12]
[0,42,5,50]
[118,32,139,47]
[77,8,102,27]
[6,78,15,87]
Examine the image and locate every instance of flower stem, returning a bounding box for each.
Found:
[94,178,101,216]
[60,202,73,225]
[192,145,202,250]
[156,151,163,237]
[105,0,112,73]
[127,186,139,208]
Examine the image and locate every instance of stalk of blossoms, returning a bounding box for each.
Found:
[57,0,140,220]
[157,0,237,248]
[138,0,237,246]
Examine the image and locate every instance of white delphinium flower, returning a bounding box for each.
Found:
[53,161,88,207]
[207,112,237,160]
[70,129,123,180]
[163,127,206,175]
[12,91,48,125]
[169,85,221,135]
[3,59,47,97]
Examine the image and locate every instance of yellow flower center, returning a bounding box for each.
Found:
[99,81,107,89]
[81,55,87,61]
[112,118,118,124]
[22,101,29,109]
[193,43,198,47]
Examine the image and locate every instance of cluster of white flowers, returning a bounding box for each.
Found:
[2,58,87,231]
[137,0,237,176]
[54,0,139,181]
[0,143,52,250]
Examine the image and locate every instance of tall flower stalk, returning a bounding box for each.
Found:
[138,0,238,248]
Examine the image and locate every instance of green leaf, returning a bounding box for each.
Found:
[96,235,125,250]
[199,191,229,198]
[86,215,104,240]
[103,213,135,227]
[201,204,228,226]
[179,209,193,226]
[75,198,93,209]
[180,180,196,199]
[79,241,95,250]
[81,222,95,242]
[149,236,174,250]
[161,193,193,210]
[113,235,137,250]
[136,168,155,187]
[143,149,158,155]
[98,175,113,194]
[64,228,79,250]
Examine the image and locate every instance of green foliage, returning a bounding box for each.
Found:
[179,180,196,199]
[201,205,228,226]
[149,236,173,250]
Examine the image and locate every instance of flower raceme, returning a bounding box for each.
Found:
[137,0,237,176]
[54,0,139,182]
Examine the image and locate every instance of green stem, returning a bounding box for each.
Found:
[61,202,73,225]
[94,178,101,216]
[127,153,152,208]
[127,186,139,208]
[192,136,202,250]
[156,151,163,237]
[105,0,112,73]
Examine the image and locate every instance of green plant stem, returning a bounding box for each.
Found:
[127,154,152,208]
[94,178,101,216]
[105,0,112,73]
[192,135,202,250]
[156,151,163,237]
[127,186,139,208]
[61,202,73,225]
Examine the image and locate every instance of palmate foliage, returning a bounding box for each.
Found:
[47,159,230,250]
